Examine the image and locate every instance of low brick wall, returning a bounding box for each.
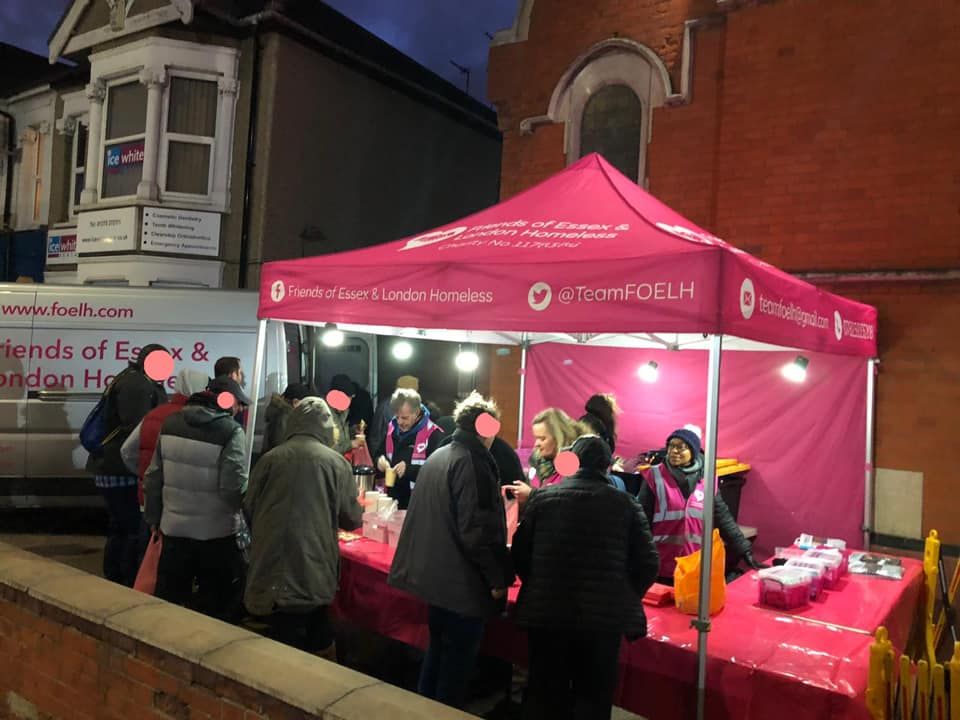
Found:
[0,541,472,720]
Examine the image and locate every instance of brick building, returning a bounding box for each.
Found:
[488,0,960,547]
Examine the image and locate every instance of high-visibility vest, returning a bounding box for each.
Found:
[645,463,716,578]
[385,418,442,466]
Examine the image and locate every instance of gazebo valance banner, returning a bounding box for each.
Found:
[258,154,877,357]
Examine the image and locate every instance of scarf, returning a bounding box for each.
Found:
[391,404,431,443]
[453,429,500,509]
[666,453,704,498]
[529,448,557,485]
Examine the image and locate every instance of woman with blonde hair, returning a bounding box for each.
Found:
[509,408,586,503]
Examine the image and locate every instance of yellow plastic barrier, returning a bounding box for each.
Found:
[923,530,941,668]
[917,660,930,720]
[868,627,893,720]
[899,654,913,720]
[931,664,945,720]
[949,642,960,720]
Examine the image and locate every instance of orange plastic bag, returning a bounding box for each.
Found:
[674,528,726,616]
[134,532,162,595]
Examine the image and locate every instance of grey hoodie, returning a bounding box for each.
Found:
[243,397,362,615]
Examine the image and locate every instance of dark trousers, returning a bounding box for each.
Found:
[155,535,244,622]
[418,605,486,708]
[264,606,334,653]
[523,627,622,720]
[100,485,142,587]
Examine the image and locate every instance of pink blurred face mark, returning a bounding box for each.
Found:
[326,390,351,412]
[144,350,174,382]
[217,392,235,410]
[476,412,501,438]
[554,450,580,477]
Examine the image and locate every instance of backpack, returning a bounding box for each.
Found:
[79,368,130,454]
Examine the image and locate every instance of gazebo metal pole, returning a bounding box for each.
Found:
[695,333,723,720]
[243,318,268,475]
[863,358,877,550]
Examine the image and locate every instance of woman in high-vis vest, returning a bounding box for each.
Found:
[637,428,764,584]
[375,387,444,509]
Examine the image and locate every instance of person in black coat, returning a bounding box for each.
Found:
[511,435,659,720]
[86,343,168,586]
[636,428,763,584]
[388,392,514,709]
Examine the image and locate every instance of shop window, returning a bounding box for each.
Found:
[163,77,217,196]
[101,80,146,198]
[579,85,642,182]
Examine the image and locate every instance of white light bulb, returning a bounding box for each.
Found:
[781,361,807,383]
[392,341,413,360]
[321,328,344,347]
[638,362,659,383]
[455,350,480,372]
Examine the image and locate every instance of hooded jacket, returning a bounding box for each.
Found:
[88,344,168,477]
[243,397,363,616]
[263,394,293,454]
[143,392,246,540]
[388,429,514,619]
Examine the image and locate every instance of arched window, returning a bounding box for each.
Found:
[579,84,642,180]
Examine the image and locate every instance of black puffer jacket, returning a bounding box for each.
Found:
[636,457,752,561]
[511,469,659,637]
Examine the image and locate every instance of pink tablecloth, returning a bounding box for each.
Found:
[332,539,922,720]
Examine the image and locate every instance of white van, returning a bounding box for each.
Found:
[0,284,299,509]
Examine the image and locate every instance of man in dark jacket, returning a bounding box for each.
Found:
[374,387,444,509]
[244,397,362,660]
[511,434,660,720]
[388,391,514,709]
[636,427,762,584]
[144,376,249,621]
[87,343,168,586]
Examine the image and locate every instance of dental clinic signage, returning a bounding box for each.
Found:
[104,141,144,172]
[141,208,220,257]
[77,207,138,253]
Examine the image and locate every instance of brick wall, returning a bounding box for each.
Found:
[488,0,960,543]
[0,544,472,720]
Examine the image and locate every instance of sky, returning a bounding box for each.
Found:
[0,0,519,104]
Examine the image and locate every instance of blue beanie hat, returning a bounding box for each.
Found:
[667,428,702,457]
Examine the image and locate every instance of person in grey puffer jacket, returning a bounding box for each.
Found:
[244,396,362,660]
[144,376,249,621]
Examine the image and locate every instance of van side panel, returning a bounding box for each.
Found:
[0,288,35,481]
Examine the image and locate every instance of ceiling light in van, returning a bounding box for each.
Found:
[321,323,344,347]
[392,341,413,360]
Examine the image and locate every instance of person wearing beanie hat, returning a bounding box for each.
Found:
[511,433,659,720]
[638,427,763,584]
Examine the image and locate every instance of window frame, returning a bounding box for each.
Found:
[69,117,88,218]
[578,83,644,183]
[157,70,219,202]
[97,75,148,202]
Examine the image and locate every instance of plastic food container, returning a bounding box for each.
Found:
[386,510,406,548]
[785,557,832,592]
[804,548,846,582]
[362,512,388,543]
[758,568,812,609]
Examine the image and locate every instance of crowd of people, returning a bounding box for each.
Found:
[87,350,761,720]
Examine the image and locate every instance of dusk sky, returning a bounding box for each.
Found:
[0,0,519,104]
